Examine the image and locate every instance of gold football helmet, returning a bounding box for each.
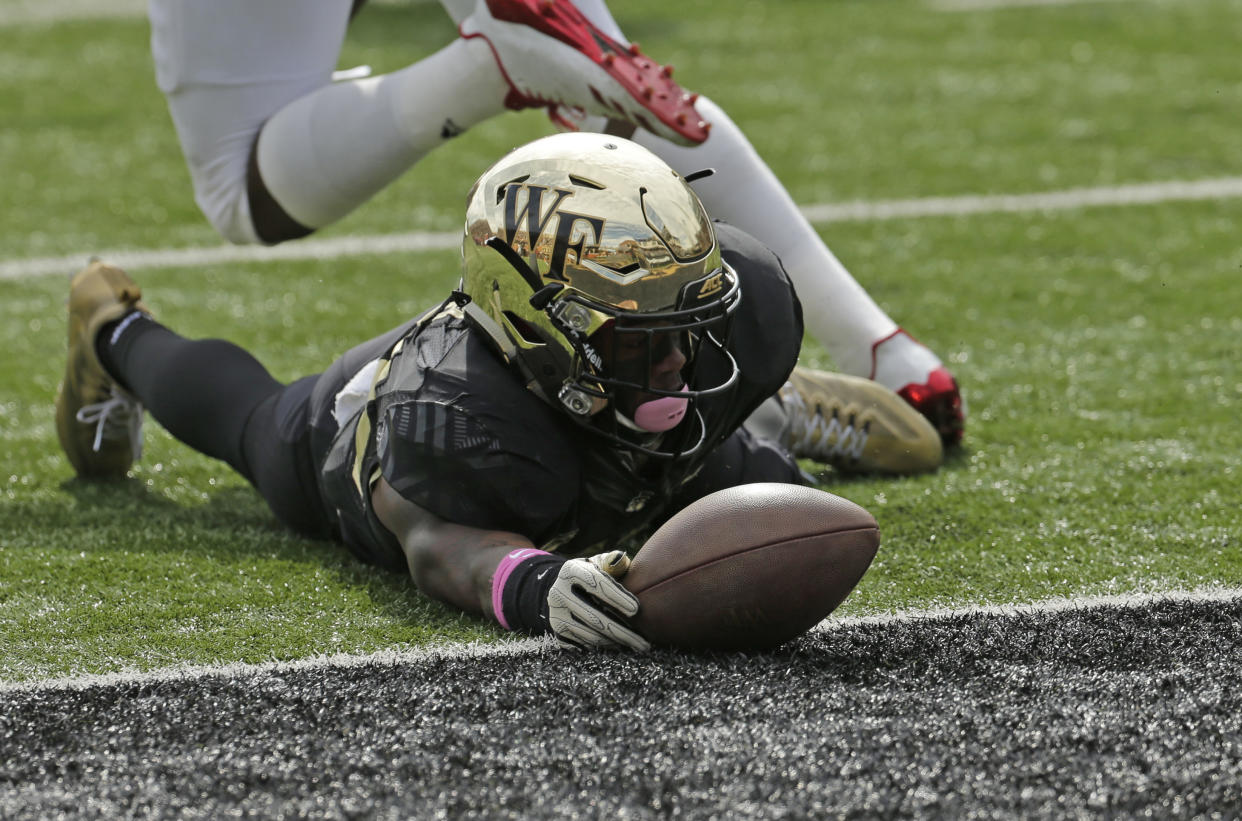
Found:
[459,132,740,457]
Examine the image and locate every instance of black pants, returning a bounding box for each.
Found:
[103,321,332,538]
[102,314,421,541]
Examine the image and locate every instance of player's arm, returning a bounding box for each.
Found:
[370,478,649,651]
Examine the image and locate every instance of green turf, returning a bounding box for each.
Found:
[2,0,1240,681]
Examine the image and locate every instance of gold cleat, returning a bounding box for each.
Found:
[55,260,148,478]
[779,366,944,475]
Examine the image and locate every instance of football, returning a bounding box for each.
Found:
[623,483,880,651]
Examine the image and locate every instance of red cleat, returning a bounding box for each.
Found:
[460,0,710,145]
[896,366,964,448]
[870,328,965,447]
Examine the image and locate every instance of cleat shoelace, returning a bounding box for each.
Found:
[75,389,143,461]
[781,384,869,464]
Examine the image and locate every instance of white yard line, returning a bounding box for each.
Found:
[797,176,1242,222]
[824,586,1242,628]
[0,231,462,282]
[0,635,555,694]
[928,0,1137,11]
[3,587,1239,693]
[5,176,1242,282]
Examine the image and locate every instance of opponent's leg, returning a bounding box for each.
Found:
[152,0,510,245]
[537,1,965,444]
[150,0,355,244]
[154,0,709,246]
[255,0,713,241]
[250,37,509,240]
[624,97,965,445]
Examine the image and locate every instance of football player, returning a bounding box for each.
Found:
[57,133,941,650]
[147,0,964,444]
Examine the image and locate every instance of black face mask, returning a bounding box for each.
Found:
[587,323,690,431]
[596,324,685,392]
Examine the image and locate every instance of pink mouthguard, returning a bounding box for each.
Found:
[633,386,689,432]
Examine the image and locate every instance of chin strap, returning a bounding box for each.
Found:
[458,294,568,408]
[459,297,516,360]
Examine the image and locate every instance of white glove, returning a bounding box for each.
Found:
[546,551,650,652]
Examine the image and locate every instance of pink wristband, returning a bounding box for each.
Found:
[491,548,553,630]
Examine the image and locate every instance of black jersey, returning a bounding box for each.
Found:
[310,223,805,571]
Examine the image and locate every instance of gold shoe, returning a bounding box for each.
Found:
[54,261,148,478]
[779,366,943,475]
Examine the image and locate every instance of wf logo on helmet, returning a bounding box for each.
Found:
[503,184,605,283]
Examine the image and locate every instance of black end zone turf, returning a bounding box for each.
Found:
[3,596,1241,818]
